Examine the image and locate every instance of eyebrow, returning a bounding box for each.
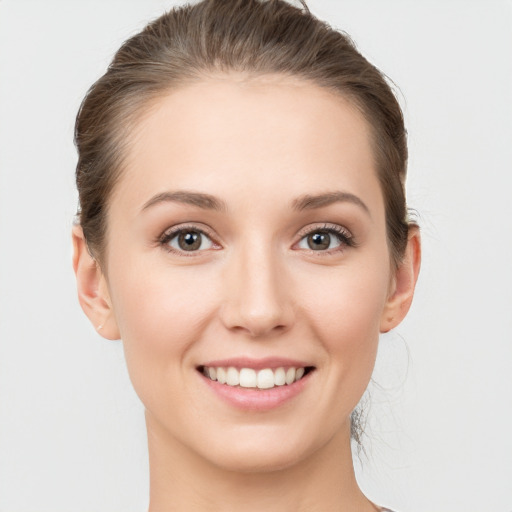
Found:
[291,191,371,216]
[141,190,227,212]
[141,189,370,216]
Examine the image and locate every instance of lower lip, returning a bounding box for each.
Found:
[200,371,313,411]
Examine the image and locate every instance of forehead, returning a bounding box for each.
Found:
[114,75,383,217]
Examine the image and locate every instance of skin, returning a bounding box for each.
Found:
[73,74,420,512]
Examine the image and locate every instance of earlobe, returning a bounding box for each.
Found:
[72,225,120,340]
[380,226,421,333]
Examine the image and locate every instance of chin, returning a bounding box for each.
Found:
[210,448,304,474]
[196,426,321,474]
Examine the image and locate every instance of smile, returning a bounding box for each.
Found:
[197,358,316,410]
[200,366,314,389]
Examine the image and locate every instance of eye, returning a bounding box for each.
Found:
[296,225,354,252]
[160,227,216,253]
[298,231,340,251]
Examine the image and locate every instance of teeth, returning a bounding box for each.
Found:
[226,367,240,386]
[257,369,274,389]
[216,367,227,384]
[202,366,309,389]
[274,367,286,386]
[285,367,296,385]
[239,368,256,388]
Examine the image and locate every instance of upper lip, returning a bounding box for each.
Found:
[199,357,314,371]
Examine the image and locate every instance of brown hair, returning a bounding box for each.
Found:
[75,0,410,267]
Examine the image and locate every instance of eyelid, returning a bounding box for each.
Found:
[158,222,221,255]
[293,223,355,253]
[156,222,355,256]
[296,222,352,239]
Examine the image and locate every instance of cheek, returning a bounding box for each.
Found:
[301,260,390,393]
[107,256,219,397]
[303,258,390,340]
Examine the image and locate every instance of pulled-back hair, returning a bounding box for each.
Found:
[75,0,413,449]
[75,0,409,268]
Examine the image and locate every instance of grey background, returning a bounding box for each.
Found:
[1,1,511,510]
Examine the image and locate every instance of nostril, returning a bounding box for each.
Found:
[218,271,295,337]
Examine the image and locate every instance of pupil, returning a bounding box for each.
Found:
[179,232,201,251]
[308,232,330,250]
[184,233,197,245]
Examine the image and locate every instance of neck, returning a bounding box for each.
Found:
[145,411,377,512]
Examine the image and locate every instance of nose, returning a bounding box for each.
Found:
[219,240,294,338]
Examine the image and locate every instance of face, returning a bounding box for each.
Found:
[94,75,402,472]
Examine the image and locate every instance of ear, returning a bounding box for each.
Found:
[72,224,120,340]
[380,226,421,333]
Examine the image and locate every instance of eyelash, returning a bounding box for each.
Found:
[158,223,355,256]
[297,223,356,252]
[158,224,219,257]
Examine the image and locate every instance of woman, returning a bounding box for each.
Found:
[72,0,421,510]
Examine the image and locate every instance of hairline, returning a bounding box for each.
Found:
[88,71,398,268]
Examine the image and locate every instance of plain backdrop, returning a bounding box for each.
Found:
[1,1,511,511]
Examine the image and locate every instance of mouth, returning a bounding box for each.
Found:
[197,365,316,390]
[196,359,316,411]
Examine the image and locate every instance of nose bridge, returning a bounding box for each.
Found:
[220,233,293,337]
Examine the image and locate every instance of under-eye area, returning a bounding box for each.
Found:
[197,366,316,389]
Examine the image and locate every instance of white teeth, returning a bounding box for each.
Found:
[257,369,275,389]
[285,367,296,385]
[216,367,227,384]
[226,367,240,386]
[239,368,257,388]
[202,365,309,388]
[274,367,286,386]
